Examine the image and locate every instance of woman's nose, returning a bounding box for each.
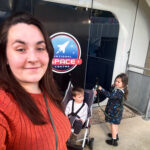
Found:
[27,49,38,62]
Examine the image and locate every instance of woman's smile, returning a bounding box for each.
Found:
[24,66,41,70]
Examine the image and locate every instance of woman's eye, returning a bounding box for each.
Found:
[16,48,25,52]
[37,47,46,51]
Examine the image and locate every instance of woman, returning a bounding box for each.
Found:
[0,12,71,150]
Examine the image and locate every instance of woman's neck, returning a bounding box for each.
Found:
[19,82,41,94]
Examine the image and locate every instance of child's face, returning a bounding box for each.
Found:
[73,93,84,103]
[115,77,124,89]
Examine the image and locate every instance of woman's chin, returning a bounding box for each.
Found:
[17,78,42,85]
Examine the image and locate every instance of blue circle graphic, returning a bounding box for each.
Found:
[50,32,81,73]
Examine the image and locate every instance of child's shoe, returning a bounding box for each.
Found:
[107,133,119,141]
[106,139,118,146]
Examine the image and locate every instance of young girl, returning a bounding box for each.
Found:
[98,73,128,146]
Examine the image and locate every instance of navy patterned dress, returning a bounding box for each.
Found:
[101,86,125,124]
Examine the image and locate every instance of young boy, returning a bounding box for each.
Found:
[65,87,88,137]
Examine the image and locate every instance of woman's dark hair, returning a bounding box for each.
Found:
[0,12,62,124]
[115,73,128,100]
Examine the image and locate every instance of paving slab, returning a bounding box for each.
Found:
[86,116,150,150]
[84,106,150,150]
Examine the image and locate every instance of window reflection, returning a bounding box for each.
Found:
[85,10,119,92]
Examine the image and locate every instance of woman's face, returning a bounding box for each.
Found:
[6,23,49,88]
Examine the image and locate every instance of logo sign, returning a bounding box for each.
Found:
[50,32,82,74]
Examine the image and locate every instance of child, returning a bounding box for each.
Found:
[98,73,128,146]
[65,87,88,142]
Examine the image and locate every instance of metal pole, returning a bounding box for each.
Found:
[126,0,139,72]
[143,95,150,120]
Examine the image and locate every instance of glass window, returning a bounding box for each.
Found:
[85,9,119,91]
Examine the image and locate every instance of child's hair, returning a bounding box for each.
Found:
[115,73,128,100]
[72,87,84,97]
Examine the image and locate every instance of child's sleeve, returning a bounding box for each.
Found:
[101,88,124,100]
[65,100,72,116]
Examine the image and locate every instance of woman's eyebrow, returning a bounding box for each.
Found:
[12,40,25,45]
[37,41,45,45]
[12,40,46,46]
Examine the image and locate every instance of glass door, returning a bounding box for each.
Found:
[85,10,119,101]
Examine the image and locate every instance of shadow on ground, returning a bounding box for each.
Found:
[91,105,138,125]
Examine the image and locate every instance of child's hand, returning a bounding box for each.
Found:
[98,86,102,90]
[77,118,84,124]
[94,90,97,96]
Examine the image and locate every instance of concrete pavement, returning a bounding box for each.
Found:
[86,116,150,150]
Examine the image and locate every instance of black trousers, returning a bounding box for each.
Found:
[73,120,83,134]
